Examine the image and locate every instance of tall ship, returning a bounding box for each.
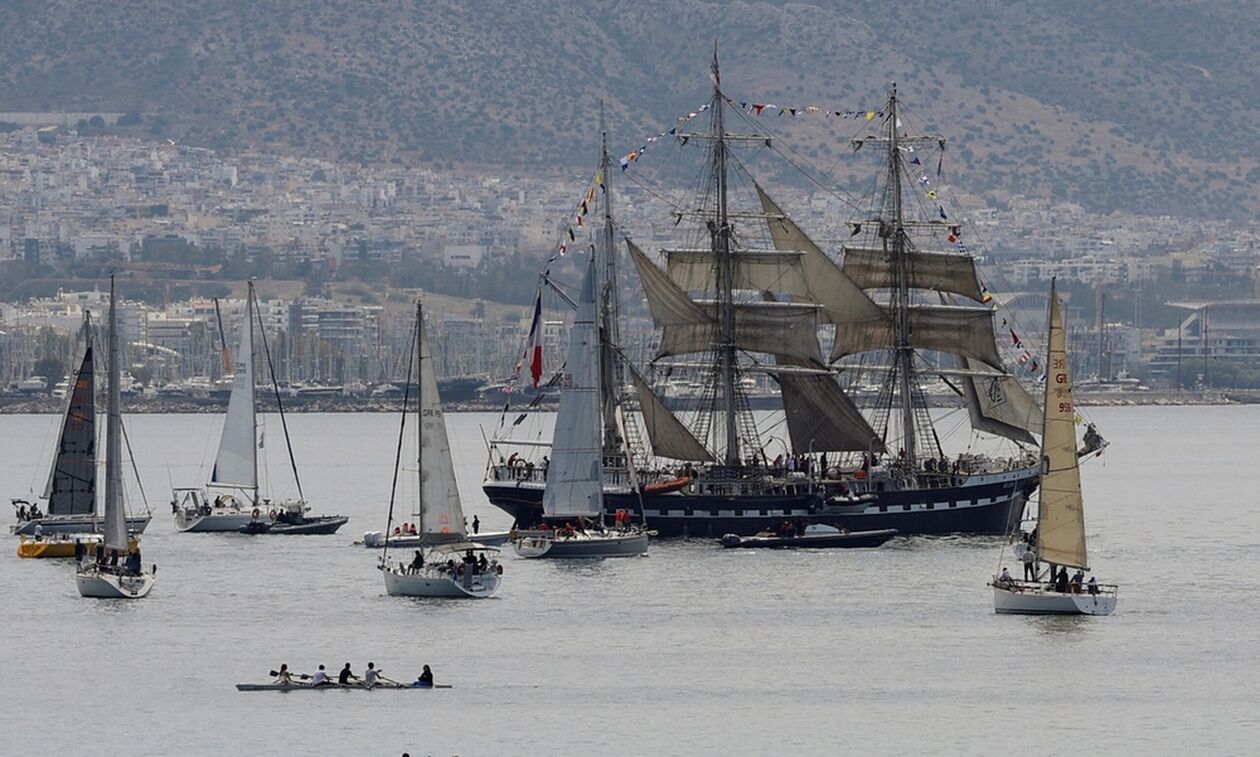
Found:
[485,57,1041,536]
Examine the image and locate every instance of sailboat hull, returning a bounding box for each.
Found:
[382,567,500,598]
[11,515,150,536]
[485,467,1036,537]
[512,531,648,559]
[992,584,1117,616]
[75,568,156,599]
[174,510,258,533]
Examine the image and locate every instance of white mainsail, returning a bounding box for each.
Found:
[103,278,128,552]
[1036,282,1089,569]
[416,305,466,538]
[542,256,604,519]
[211,286,257,491]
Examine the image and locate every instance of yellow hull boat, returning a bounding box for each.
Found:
[17,535,139,559]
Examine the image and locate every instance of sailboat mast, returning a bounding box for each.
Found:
[103,274,126,552]
[599,106,623,453]
[886,84,918,467]
[711,49,739,467]
[416,301,425,533]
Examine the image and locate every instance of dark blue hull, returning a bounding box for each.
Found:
[483,467,1037,537]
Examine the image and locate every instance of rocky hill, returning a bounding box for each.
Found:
[1,0,1257,216]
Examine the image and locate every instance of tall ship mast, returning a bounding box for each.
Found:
[485,60,1044,537]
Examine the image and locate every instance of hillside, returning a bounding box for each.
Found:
[1,0,1258,216]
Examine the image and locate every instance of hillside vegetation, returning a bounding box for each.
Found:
[1,1,1257,215]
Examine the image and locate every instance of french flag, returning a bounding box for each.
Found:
[524,292,543,387]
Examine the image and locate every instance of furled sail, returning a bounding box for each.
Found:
[665,248,810,297]
[211,296,257,490]
[831,304,1004,368]
[629,239,824,363]
[755,185,886,328]
[627,363,712,462]
[776,355,886,454]
[46,343,96,516]
[842,246,984,302]
[542,256,604,519]
[1036,284,1088,569]
[102,279,128,553]
[958,356,1042,445]
[416,306,466,538]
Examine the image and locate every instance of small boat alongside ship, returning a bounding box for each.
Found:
[720,524,898,550]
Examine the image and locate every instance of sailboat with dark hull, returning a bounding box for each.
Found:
[485,60,1040,537]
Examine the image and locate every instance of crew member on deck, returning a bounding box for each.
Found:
[409,550,424,573]
[1021,546,1036,581]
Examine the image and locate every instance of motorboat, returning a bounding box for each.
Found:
[720,523,897,549]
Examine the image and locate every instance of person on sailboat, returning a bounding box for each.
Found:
[1021,545,1037,581]
[472,515,480,535]
[1054,567,1070,593]
[997,567,1013,588]
[409,550,424,574]
[1087,576,1100,595]
[1071,569,1085,594]
[74,539,86,564]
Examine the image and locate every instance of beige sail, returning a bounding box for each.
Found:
[959,356,1043,444]
[665,248,810,297]
[776,355,885,453]
[831,304,1004,368]
[657,301,824,362]
[843,245,985,302]
[627,364,713,462]
[755,185,886,328]
[1036,284,1088,569]
[628,239,825,363]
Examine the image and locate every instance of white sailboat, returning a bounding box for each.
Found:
[512,255,648,559]
[991,281,1117,615]
[76,277,156,599]
[380,303,502,599]
[173,282,346,534]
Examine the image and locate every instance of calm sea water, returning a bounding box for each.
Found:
[1,407,1257,756]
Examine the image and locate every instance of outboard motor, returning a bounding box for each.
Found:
[363,531,385,548]
[720,534,742,548]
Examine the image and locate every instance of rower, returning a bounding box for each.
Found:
[363,662,380,688]
[275,664,293,684]
[338,663,355,686]
[311,664,330,686]
[414,665,434,688]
